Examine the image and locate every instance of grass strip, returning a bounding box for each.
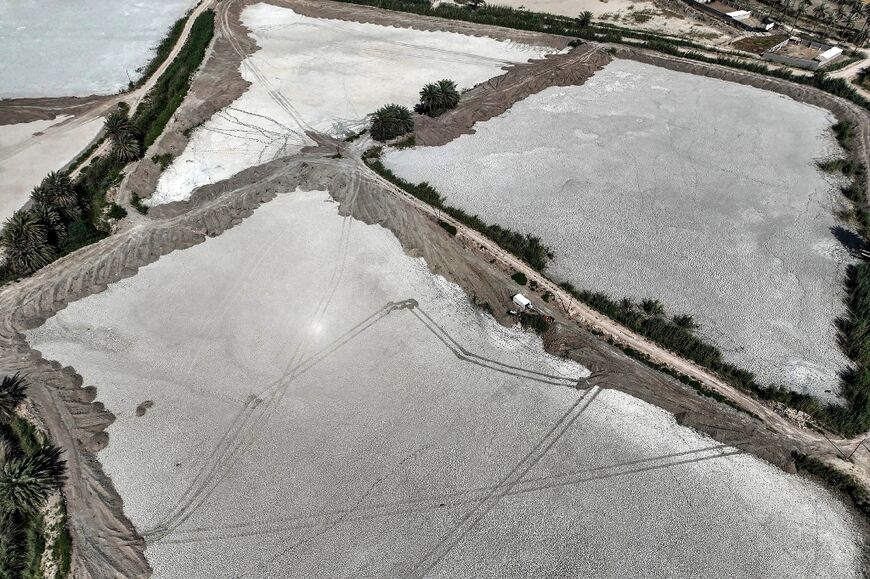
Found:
[133,10,215,147]
[793,452,870,518]
[366,149,554,270]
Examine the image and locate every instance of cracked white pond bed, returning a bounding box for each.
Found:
[151,3,554,205]
[385,59,852,400]
[0,115,103,223]
[0,0,197,98]
[28,190,864,577]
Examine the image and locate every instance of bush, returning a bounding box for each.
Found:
[151,153,174,171]
[512,272,528,286]
[438,220,457,236]
[131,194,149,215]
[106,204,127,221]
[518,311,550,334]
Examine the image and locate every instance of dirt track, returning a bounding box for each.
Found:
[5,1,870,575]
[414,45,610,146]
[0,95,110,126]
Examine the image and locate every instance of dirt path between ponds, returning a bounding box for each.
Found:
[0,95,111,126]
[413,44,611,147]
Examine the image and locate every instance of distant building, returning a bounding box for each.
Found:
[763,38,844,70]
[689,0,775,31]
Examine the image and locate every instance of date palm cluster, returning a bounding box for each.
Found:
[1,171,84,275]
[417,79,461,118]
[104,107,142,162]
[0,374,67,574]
[370,103,415,142]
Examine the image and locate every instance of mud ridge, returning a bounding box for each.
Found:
[414,44,611,147]
[0,94,111,125]
[123,0,255,206]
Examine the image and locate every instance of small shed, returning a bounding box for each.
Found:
[817,46,843,62]
[512,293,533,309]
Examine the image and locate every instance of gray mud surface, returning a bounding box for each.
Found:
[28,184,865,578]
[385,58,853,399]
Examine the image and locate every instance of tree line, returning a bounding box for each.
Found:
[0,10,216,283]
[0,374,68,578]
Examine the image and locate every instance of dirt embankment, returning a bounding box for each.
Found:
[283,0,570,50]
[155,137,806,479]
[0,137,346,578]
[414,44,611,146]
[122,0,254,206]
[0,95,111,126]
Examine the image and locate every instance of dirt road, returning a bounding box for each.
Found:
[69,0,216,178]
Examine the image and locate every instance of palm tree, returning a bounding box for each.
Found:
[0,210,54,274]
[111,131,142,161]
[0,445,67,514]
[104,108,142,161]
[575,10,593,28]
[369,104,414,142]
[640,298,665,317]
[104,108,133,140]
[31,172,81,222]
[417,80,461,118]
[419,83,445,117]
[30,202,66,246]
[437,79,460,110]
[0,375,26,423]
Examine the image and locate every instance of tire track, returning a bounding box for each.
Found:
[155,443,742,545]
[406,386,601,578]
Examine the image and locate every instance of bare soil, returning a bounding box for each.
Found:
[122,0,254,207]
[0,95,110,126]
[414,45,611,147]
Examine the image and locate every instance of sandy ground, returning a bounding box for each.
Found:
[150,3,556,205]
[26,189,864,577]
[0,114,103,222]
[492,0,730,41]
[385,59,852,399]
[0,0,197,98]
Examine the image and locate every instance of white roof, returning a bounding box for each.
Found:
[817,47,843,61]
[512,293,532,307]
[727,9,752,19]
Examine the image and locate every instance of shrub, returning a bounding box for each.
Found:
[518,311,550,334]
[438,220,457,236]
[151,152,174,171]
[131,194,149,215]
[106,203,128,221]
[512,272,528,286]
